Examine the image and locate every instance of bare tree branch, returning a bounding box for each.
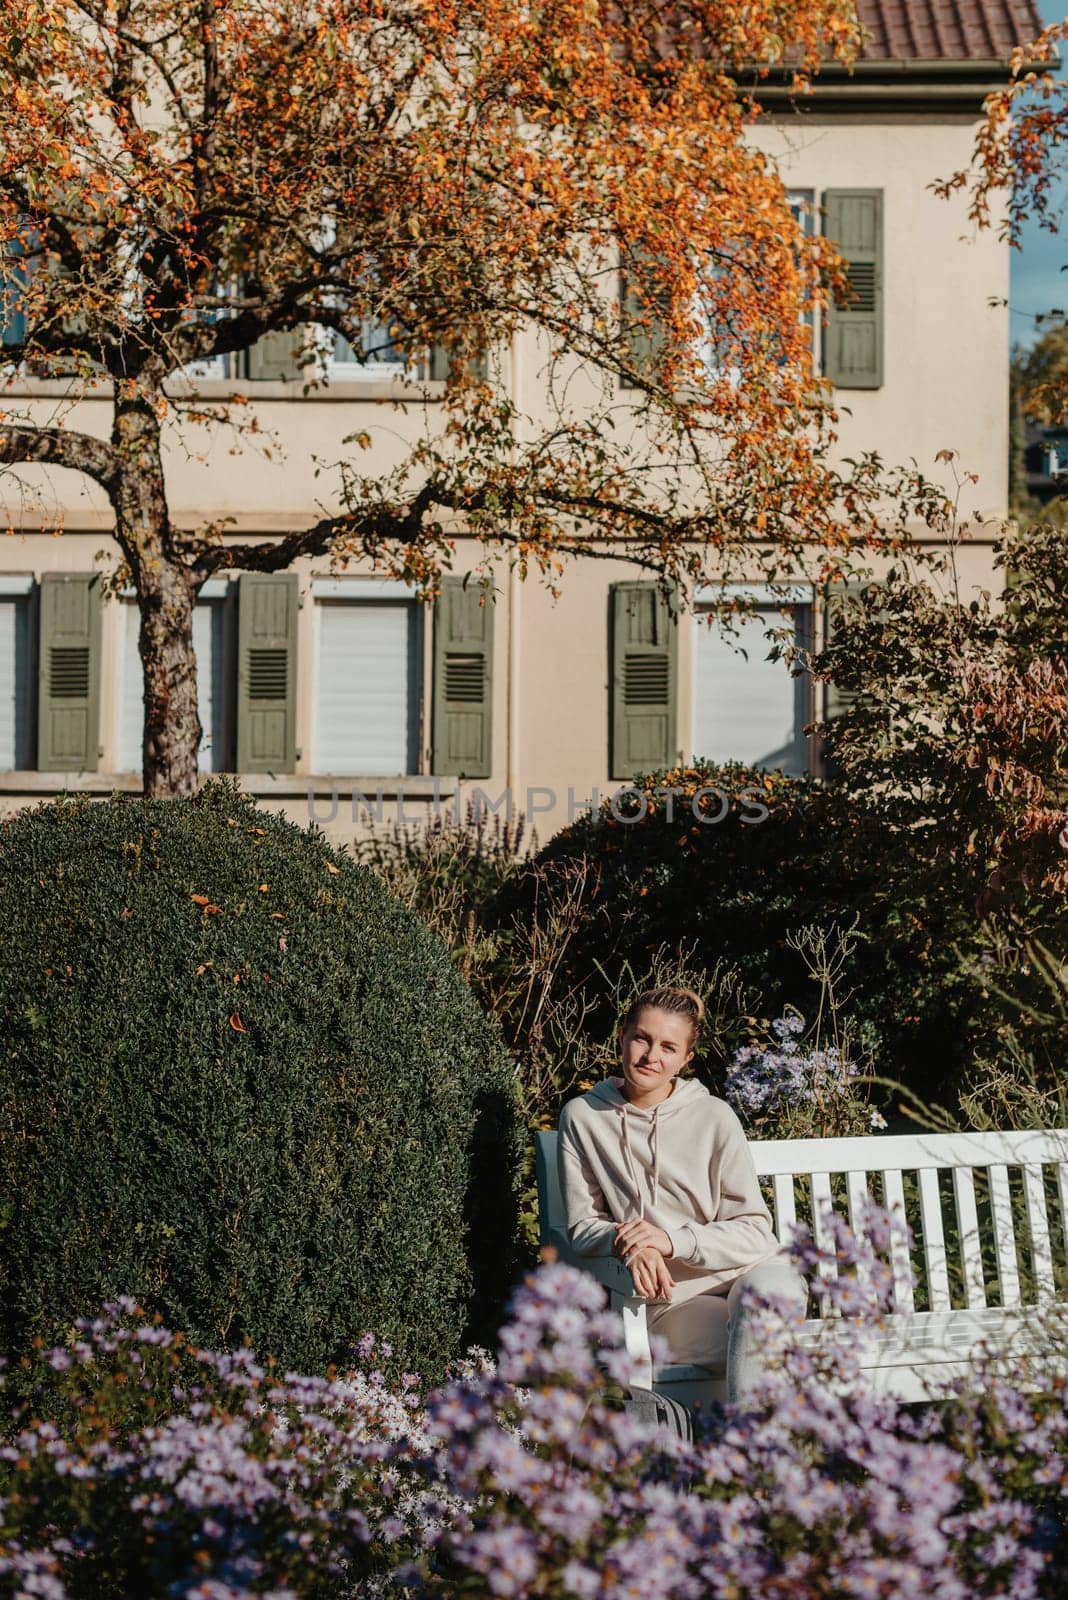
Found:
[0,425,119,493]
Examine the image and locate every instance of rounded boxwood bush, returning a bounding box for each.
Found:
[0,782,521,1377]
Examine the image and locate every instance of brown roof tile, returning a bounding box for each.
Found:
[856,0,1045,62]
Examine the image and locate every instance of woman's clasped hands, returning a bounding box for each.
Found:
[613,1218,674,1302]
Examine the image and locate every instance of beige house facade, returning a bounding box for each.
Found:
[0,0,1040,843]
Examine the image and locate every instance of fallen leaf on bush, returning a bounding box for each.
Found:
[259,883,269,893]
[278,937,287,952]
[270,911,286,920]
[195,963,212,976]
[190,893,211,905]
[248,827,266,837]
[326,862,340,875]
[229,1011,246,1033]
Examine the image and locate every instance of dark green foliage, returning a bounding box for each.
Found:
[491,763,979,1100]
[489,524,1068,1112]
[0,782,520,1377]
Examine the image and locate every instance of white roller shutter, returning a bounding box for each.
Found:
[0,595,31,769]
[314,600,418,775]
[693,607,809,776]
[119,600,225,772]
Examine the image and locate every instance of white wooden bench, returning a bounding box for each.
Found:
[535,1127,1068,1406]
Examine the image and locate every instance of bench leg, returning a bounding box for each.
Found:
[619,1295,654,1390]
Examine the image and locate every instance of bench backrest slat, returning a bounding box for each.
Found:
[917,1167,952,1312]
[988,1164,1022,1307]
[809,1172,837,1284]
[1023,1165,1056,1303]
[845,1170,870,1236]
[771,1173,796,1239]
[952,1166,988,1309]
[881,1168,916,1313]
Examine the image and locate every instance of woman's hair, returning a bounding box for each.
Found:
[619,986,705,1052]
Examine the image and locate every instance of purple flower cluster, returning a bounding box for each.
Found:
[725,1011,887,1134]
[726,1011,854,1115]
[2,1217,1067,1600]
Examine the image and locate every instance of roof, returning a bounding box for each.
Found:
[855,0,1045,62]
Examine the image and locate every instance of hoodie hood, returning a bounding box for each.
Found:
[582,1075,712,1217]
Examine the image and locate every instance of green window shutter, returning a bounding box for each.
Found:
[432,576,493,778]
[244,328,305,382]
[610,582,677,781]
[822,580,867,724]
[429,342,488,383]
[237,574,298,772]
[619,253,668,388]
[823,190,883,390]
[37,573,101,772]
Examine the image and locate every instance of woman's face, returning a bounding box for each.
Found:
[618,1006,695,1102]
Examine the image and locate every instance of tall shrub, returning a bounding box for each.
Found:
[0,783,520,1376]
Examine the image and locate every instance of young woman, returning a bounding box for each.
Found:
[557,986,807,1399]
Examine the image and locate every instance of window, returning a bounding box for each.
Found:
[118,583,234,772]
[619,187,883,392]
[326,314,411,381]
[693,586,812,777]
[312,580,421,775]
[0,578,34,768]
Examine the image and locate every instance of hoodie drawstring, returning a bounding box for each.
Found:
[619,1107,644,1220]
[619,1102,662,1219]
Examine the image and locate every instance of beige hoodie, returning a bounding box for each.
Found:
[557,1074,782,1304]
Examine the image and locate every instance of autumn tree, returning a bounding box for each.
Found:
[0,0,926,797]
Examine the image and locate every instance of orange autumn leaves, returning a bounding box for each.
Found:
[0,0,930,796]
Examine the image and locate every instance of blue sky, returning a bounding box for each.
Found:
[1012,0,1068,349]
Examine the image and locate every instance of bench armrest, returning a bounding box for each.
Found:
[543,1227,637,1296]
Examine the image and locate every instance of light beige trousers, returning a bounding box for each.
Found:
[647,1256,808,1401]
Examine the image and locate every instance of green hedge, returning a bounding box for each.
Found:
[490,762,995,1100]
[0,783,520,1377]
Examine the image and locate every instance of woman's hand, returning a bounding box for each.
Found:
[624,1245,673,1302]
[614,1219,674,1261]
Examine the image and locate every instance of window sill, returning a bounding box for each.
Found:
[0,772,457,799]
[1,376,448,403]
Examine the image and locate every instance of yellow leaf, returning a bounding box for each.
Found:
[326,862,340,875]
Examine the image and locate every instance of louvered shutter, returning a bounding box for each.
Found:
[619,254,669,388]
[610,582,677,780]
[823,190,883,389]
[822,581,868,724]
[429,343,488,382]
[37,573,101,771]
[432,576,493,778]
[237,574,298,772]
[244,329,305,381]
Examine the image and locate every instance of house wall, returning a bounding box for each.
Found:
[0,99,1011,845]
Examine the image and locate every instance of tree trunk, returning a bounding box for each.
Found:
[112,388,203,798]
